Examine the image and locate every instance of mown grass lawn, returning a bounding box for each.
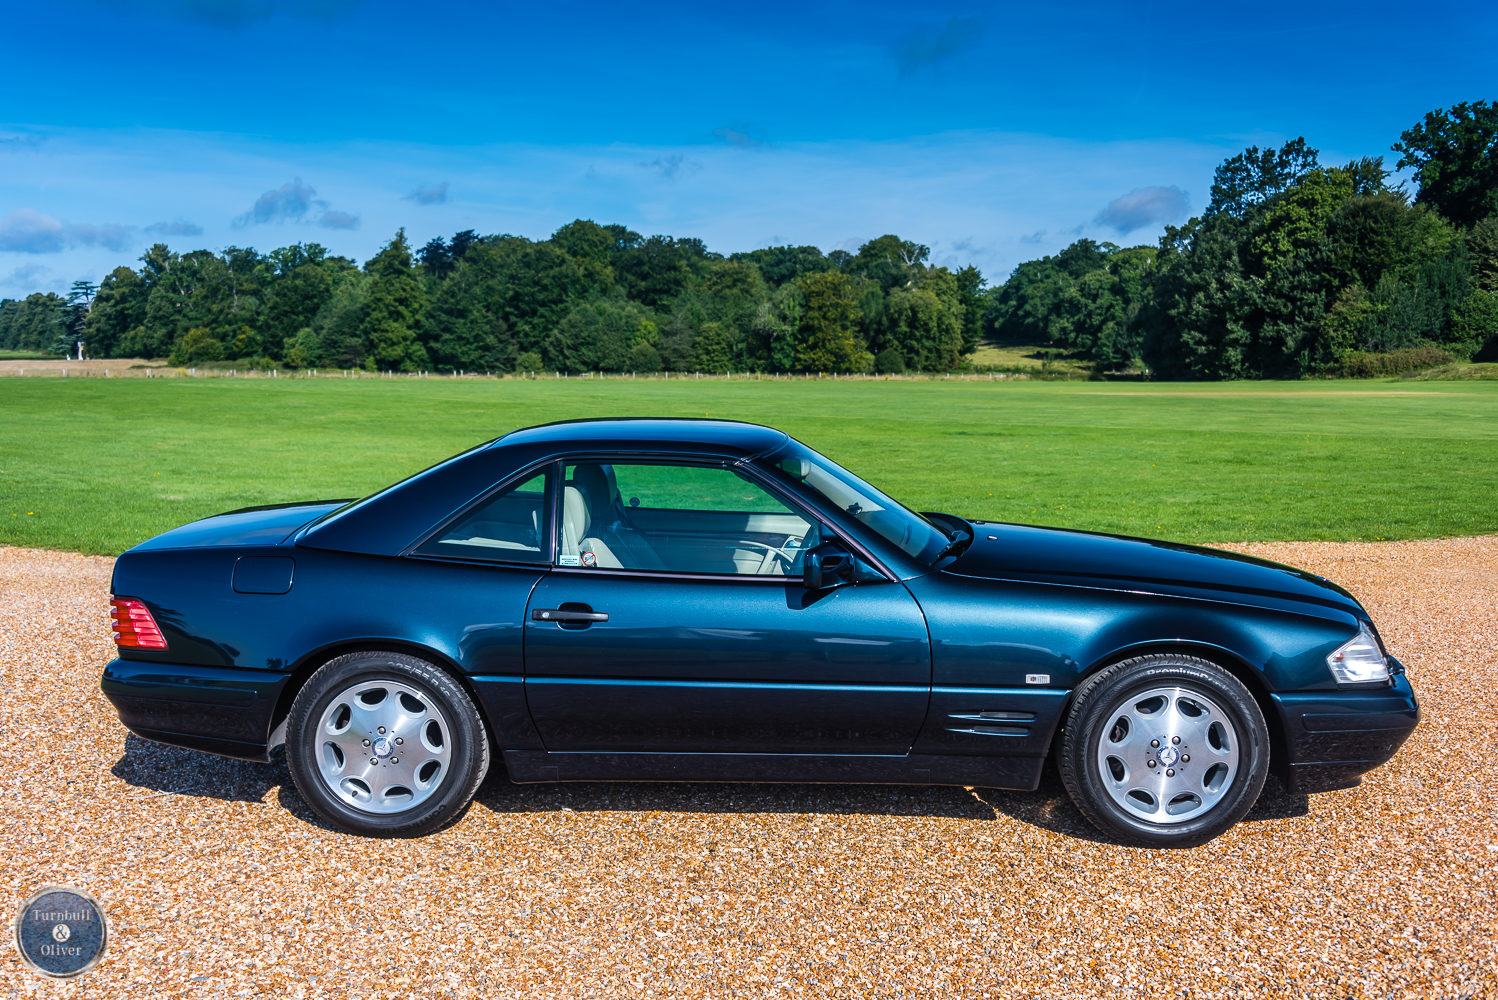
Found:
[2,376,1495,554]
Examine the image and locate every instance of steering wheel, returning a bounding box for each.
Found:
[734,539,801,575]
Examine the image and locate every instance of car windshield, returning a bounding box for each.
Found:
[759,442,954,565]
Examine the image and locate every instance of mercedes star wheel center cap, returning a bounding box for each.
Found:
[1156,744,1180,767]
[371,736,393,758]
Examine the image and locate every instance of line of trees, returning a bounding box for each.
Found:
[2,101,1493,379]
[0,227,985,375]
[987,102,1498,378]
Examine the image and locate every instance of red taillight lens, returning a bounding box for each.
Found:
[110,598,168,649]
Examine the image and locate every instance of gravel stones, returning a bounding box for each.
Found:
[0,539,1492,998]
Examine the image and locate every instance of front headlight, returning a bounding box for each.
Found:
[1326,621,1390,684]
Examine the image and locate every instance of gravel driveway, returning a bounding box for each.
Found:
[0,538,1492,998]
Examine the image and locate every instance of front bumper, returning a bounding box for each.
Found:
[1271,665,1419,795]
[100,659,290,762]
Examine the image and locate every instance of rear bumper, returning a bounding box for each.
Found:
[100,659,289,762]
[1272,666,1419,795]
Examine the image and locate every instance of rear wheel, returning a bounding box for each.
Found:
[285,651,489,837]
[1059,654,1269,848]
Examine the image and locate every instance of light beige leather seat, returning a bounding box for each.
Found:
[559,483,624,568]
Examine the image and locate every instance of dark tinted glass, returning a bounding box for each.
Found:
[414,470,550,563]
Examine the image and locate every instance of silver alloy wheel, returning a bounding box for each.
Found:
[314,679,452,815]
[1094,684,1240,825]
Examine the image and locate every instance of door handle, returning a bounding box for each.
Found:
[532,608,609,623]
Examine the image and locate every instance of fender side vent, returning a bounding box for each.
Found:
[948,711,1037,722]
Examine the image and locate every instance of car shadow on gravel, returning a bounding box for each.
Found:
[970,766,1310,845]
[113,734,289,803]
[475,771,1005,821]
[113,736,1310,843]
[112,736,344,831]
[474,764,1308,840]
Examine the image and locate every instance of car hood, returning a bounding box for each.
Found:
[943,521,1363,615]
[129,501,353,552]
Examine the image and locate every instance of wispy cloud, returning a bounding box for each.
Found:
[0,209,132,254]
[317,210,360,230]
[1,263,51,290]
[234,177,356,229]
[143,219,204,237]
[236,177,320,225]
[890,17,983,75]
[1093,185,1190,234]
[713,126,763,149]
[405,181,449,205]
[638,155,700,181]
[1020,230,1046,244]
[0,131,47,153]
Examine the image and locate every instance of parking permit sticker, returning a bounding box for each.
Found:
[558,555,581,566]
[14,885,108,978]
[581,551,597,567]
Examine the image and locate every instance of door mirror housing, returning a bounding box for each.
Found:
[803,542,870,591]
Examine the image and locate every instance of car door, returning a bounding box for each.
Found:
[522,458,931,754]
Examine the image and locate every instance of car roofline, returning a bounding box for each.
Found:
[491,418,789,458]
[492,416,776,438]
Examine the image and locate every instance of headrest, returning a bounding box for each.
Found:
[562,486,590,538]
[570,464,614,517]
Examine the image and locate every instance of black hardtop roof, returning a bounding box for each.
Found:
[493,418,789,457]
[298,419,794,558]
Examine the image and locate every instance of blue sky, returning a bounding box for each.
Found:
[2,0,1495,296]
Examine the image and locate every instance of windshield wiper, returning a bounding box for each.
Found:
[932,527,973,564]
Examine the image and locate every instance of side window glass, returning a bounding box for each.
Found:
[559,462,818,575]
[414,470,551,563]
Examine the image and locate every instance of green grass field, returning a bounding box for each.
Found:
[2,377,1495,555]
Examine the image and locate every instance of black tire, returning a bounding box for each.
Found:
[285,651,489,837]
[1059,654,1269,848]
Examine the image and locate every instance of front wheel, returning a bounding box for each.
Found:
[285,651,489,837]
[1059,654,1269,848]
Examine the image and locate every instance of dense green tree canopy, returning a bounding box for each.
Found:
[360,230,429,372]
[0,292,67,353]
[1393,101,1498,228]
[60,221,987,374]
[990,105,1497,379]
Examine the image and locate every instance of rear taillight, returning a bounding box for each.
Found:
[110,598,168,649]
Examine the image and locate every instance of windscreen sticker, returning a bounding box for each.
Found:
[580,551,597,567]
[558,555,581,566]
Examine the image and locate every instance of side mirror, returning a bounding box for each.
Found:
[804,543,855,591]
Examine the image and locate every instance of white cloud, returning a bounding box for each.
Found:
[405,181,449,205]
[2,263,51,290]
[1093,185,1191,234]
[317,210,360,229]
[0,209,131,253]
[144,219,205,237]
[638,156,700,181]
[235,177,321,225]
[234,177,359,230]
